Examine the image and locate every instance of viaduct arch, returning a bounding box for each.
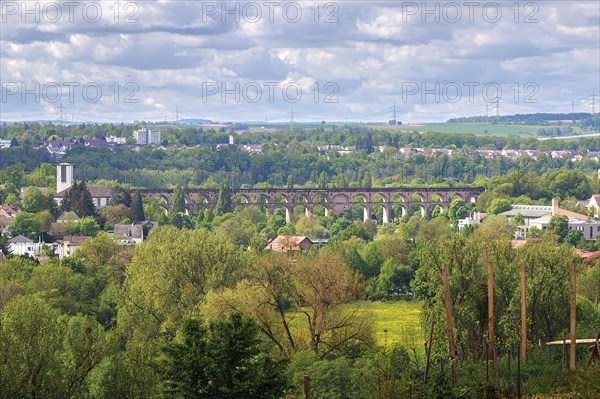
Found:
[135,187,486,223]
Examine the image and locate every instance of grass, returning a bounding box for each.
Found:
[356,300,424,349]
[362,122,589,137]
[286,300,424,353]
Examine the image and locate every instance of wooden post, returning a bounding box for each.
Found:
[562,339,567,370]
[303,375,310,399]
[487,261,500,397]
[517,345,522,399]
[442,267,457,386]
[424,319,435,385]
[570,263,576,370]
[520,261,527,361]
[485,338,489,384]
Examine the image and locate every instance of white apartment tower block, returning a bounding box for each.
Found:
[133,128,161,145]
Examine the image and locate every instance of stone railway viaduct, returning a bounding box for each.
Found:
[136,187,486,223]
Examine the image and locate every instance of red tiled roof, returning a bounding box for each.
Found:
[265,235,312,250]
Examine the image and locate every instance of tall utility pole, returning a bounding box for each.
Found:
[390,101,400,124]
[589,92,597,114]
[495,98,501,116]
[174,106,180,122]
[288,108,296,131]
[58,102,67,121]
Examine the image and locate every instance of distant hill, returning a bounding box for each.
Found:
[176,118,214,125]
[447,113,594,125]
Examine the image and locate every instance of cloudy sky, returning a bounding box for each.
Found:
[1,0,598,123]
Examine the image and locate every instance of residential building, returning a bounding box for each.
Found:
[45,140,73,158]
[57,211,80,223]
[265,235,313,252]
[54,235,91,259]
[134,220,159,237]
[113,224,144,245]
[500,198,598,241]
[133,128,161,145]
[499,205,553,225]
[0,204,17,234]
[8,235,42,257]
[588,194,600,218]
[529,216,600,241]
[0,139,12,148]
[457,212,486,230]
[108,135,127,144]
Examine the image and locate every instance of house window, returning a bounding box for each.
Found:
[61,165,67,182]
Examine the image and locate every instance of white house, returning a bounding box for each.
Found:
[457,212,486,230]
[588,194,600,218]
[113,224,144,245]
[8,235,42,257]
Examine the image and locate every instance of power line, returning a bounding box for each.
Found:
[288,107,296,130]
[589,92,598,114]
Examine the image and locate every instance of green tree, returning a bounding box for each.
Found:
[295,214,326,238]
[362,171,372,188]
[75,216,100,237]
[547,214,569,242]
[119,226,244,335]
[0,296,63,398]
[131,191,145,222]
[512,212,525,226]
[63,181,97,217]
[215,181,232,215]
[9,211,42,239]
[376,259,413,297]
[317,171,328,188]
[564,229,584,246]
[159,314,288,399]
[486,198,512,215]
[110,186,132,207]
[21,187,46,213]
[170,185,186,214]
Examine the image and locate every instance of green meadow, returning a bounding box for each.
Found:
[358,300,424,350]
[363,122,588,137]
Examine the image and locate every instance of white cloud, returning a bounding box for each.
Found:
[0,1,598,122]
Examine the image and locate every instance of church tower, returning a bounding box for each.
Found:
[57,163,73,193]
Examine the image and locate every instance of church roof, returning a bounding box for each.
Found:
[55,186,112,198]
